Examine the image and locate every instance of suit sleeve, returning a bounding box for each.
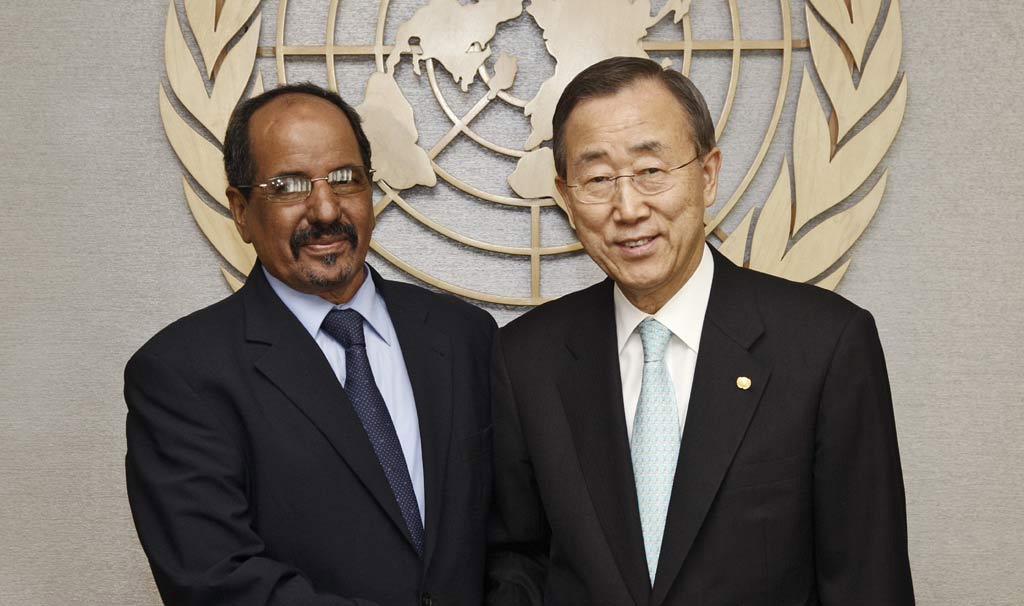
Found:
[484,331,550,605]
[813,309,915,605]
[125,349,378,606]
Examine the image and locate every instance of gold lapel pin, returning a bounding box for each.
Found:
[736,376,752,390]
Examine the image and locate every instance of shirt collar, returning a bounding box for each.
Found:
[263,264,393,345]
[613,242,714,354]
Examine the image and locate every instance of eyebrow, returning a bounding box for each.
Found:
[574,149,609,166]
[268,164,359,179]
[573,140,666,166]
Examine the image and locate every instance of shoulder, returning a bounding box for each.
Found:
[499,280,610,348]
[713,258,878,357]
[126,290,245,376]
[511,278,606,325]
[739,263,862,321]
[753,265,868,334]
[379,276,497,336]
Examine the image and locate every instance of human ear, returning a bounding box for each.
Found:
[555,178,577,230]
[227,187,254,243]
[700,147,722,208]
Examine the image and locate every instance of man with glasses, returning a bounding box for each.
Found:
[125,83,496,605]
[485,57,913,605]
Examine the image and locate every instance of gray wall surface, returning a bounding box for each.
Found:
[1,1,1022,604]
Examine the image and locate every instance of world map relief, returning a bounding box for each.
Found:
[357,0,692,202]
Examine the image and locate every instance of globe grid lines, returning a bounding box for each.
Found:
[260,0,804,304]
[255,39,810,59]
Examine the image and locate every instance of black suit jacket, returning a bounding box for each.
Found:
[126,265,496,606]
[486,249,913,605]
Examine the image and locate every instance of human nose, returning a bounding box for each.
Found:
[304,178,342,223]
[611,177,651,223]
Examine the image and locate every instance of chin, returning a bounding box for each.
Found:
[301,257,360,290]
[622,272,674,296]
[617,266,666,288]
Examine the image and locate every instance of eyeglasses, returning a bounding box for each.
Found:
[565,154,701,205]
[238,166,374,204]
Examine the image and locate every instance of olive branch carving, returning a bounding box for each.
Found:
[161,0,907,298]
[719,0,907,290]
[160,0,263,291]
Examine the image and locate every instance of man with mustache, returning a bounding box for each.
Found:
[125,83,496,605]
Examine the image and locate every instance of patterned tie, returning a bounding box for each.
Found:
[321,308,424,556]
[630,317,680,584]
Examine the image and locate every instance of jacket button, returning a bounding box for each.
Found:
[420,593,434,606]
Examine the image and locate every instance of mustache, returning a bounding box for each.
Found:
[290,221,358,260]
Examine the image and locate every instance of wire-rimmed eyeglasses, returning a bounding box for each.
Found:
[565,154,701,205]
[237,166,374,204]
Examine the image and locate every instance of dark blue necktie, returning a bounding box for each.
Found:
[321,308,424,556]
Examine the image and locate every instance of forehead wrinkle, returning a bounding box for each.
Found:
[574,148,610,167]
[630,140,665,155]
[249,96,359,181]
[571,138,669,170]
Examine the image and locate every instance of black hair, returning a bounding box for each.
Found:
[551,57,716,178]
[223,82,372,194]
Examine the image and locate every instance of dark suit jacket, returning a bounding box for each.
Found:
[486,249,913,605]
[126,264,496,606]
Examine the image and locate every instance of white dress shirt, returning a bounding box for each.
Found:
[614,243,714,440]
[264,266,425,521]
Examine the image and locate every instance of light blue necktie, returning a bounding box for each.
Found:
[630,317,680,584]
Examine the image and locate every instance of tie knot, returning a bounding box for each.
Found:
[322,308,365,348]
[638,317,672,362]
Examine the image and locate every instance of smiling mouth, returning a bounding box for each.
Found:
[290,222,358,260]
[621,237,654,248]
[297,237,353,260]
[304,237,348,249]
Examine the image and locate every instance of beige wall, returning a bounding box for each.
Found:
[1,1,1022,604]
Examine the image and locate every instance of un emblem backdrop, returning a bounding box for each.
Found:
[160,0,906,308]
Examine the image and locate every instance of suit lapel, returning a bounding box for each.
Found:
[242,265,419,553]
[374,270,453,569]
[558,281,651,606]
[650,249,771,606]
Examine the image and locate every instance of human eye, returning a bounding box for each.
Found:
[328,168,355,185]
[634,166,671,189]
[327,167,370,195]
[584,174,613,186]
[266,175,310,196]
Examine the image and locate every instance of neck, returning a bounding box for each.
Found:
[316,266,367,306]
[621,245,703,314]
[623,284,680,315]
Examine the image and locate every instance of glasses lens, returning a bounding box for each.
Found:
[265,176,311,202]
[327,167,370,196]
[579,177,615,204]
[633,168,672,195]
